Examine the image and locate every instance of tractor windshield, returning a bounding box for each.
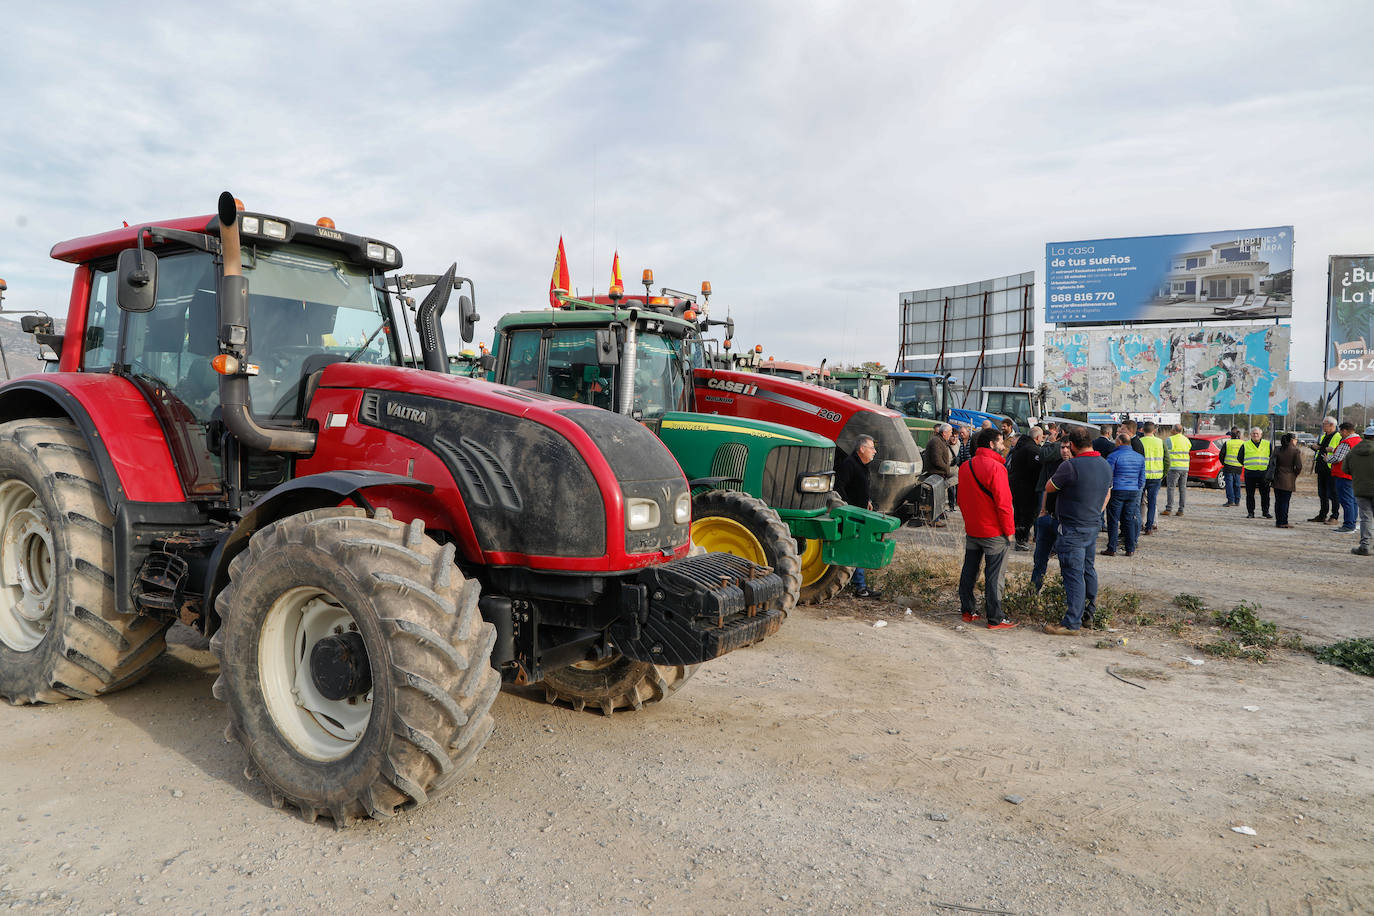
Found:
[530,327,690,419]
[889,377,944,420]
[240,243,398,417]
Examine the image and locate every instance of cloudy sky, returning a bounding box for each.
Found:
[2,0,1371,382]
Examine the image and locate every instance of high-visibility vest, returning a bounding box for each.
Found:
[1141,436,1165,480]
[1240,439,1271,472]
[1332,435,1360,480]
[1165,434,1191,470]
[1222,437,1245,469]
[1318,431,1342,463]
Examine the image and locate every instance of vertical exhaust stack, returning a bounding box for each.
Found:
[215,191,317,455]
[415,263,457,373]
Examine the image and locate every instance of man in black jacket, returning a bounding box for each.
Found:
[1007,425,1044,550]
[836,435,880,598]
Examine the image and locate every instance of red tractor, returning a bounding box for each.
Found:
[0,194,783,825]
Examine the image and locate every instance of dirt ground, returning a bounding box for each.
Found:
[1,478,1371,915]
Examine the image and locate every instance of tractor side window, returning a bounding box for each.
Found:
[545,330,614,408]
[631,333,688,419]
[122,252,221,422]
[503,330,542,391]
[83,268,122,370]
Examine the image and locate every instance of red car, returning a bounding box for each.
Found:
[1188,433,1228,488]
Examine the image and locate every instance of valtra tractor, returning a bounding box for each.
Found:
[490,274,902,603]
[0,194,785,826]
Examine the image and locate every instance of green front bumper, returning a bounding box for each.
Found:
[781,504,899,569]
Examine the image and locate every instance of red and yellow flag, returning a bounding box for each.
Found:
[609,250,623,296]
[549,236,571,307]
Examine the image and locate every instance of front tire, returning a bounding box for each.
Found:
[796,537,854,604]
[690,489,801,614]
[0,419,168,705]
[541,655,698,716]
[211,508,500,825]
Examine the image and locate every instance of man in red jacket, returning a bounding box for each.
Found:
[957,427,1018,629]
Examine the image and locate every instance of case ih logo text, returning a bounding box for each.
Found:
[705,378,758,397]
[386,402,427,424]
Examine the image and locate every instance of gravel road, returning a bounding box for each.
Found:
[1,477,1370,915]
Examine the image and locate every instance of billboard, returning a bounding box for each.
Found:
[1327,255,1374,382]
[897,272,1034,400]
[1046,227,1293,324]
[1044,324,1290,415]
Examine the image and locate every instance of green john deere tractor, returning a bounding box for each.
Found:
[489,294,897,607]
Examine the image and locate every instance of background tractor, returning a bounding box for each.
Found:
[885,371,1008,446]
[489,283,897,606]
[0,194,784,825]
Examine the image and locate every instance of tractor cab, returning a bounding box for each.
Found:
[886,371,1007,446]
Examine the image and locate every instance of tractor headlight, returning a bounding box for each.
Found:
[262,219,288,240]
[878,460,917,476]
[797,471,835,493]
[366,242,386,261]
[673,492,692,524]
[240,216,260,235]
[627,498,661,531]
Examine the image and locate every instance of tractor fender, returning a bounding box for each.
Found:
[203,470,435,630]
[0,375,185,508]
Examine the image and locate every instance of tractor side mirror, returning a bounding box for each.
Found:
[116,248,159,312]
[595,328,619,366]
[725,317,735,341]
[457,294,478,343]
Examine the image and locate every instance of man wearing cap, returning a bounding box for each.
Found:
[1220,427,1245,508]
[1325,421,1361,534]
[1345,425,1374,556]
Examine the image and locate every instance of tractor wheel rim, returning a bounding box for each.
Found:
[797,537,829,587]
[0,480,54,652]
[690,516,767,565]
[259,586,372,761]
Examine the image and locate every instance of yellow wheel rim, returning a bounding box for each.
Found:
[691,516,766,565]
[798,538,829,587]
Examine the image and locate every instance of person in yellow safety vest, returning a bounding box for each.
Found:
[1161,424,1192,517]
[1139,420,1165,534]
[1221,428,1246,507]
[1238,426,1273,518]
[1307,416,1343,523]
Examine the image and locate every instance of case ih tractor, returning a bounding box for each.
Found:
[489,281,901,604]
[0,194,784,825]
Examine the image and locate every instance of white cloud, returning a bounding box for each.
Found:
[1,0,1372,385]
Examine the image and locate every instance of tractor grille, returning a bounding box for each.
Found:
[762,445,832,511]
[709,443,749,491]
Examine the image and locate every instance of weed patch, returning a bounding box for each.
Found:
[1311,637,1374,677]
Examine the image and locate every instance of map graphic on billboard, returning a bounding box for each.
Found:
[1045,325,1289,415]
[1327,255,1374,382]
[1045,227,1293,324]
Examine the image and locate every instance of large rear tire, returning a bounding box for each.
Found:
[541,655,698,716]
[689,489,801,614]
[211,508,500,826]
[796,537,855,605]
[0,419,168,705]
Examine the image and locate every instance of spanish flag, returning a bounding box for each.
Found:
[549,237,571,307]
[609,250,624,297]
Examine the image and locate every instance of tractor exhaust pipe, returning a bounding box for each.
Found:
[415,263,456,373]
[215,191,317,455]
[617,309,638,416]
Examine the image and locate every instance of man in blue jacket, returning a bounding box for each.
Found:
[1102,431,1145,557]
[1042,427,1112,635]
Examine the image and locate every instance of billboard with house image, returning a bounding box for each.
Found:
[1046,227,1293,324]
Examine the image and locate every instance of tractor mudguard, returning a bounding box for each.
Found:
[0,375,186,506]
[781,504,899,570]
[203,471,434,628]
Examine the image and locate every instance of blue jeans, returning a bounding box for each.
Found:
[1142,478,1161,530]
[1105,489,1140,553]
[852,567,868,590]
[1334,477,1357,529]
[1223,469,1242,504]
[1055,523,1098,630]
[1030,514,1058,588]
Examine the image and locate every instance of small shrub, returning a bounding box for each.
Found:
[1312,637,1374,677]
[1214,600,1278,648]
[1173,593,1207,614]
